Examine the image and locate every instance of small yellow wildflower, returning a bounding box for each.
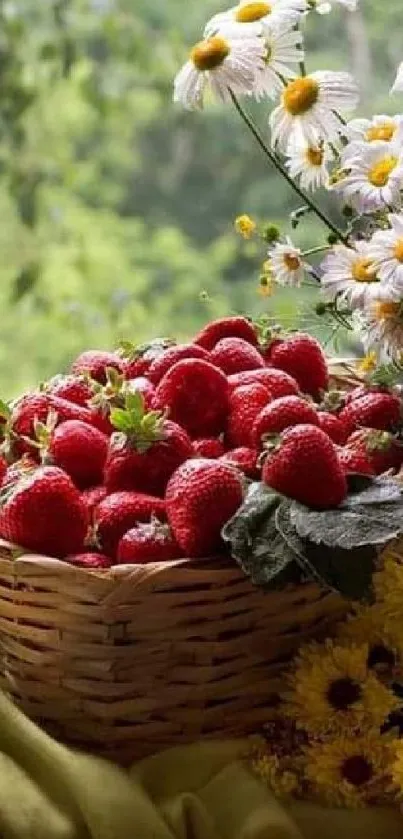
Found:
[235,214,257,239]
[249,750,302,799]
[285,639,398,736]
[358,351,378,374]
[305,732,397,808]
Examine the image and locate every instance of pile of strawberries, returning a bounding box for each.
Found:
[0,315,402,569]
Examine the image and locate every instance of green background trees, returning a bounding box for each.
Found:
[0,0,399,396]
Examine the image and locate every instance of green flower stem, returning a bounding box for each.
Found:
[230,91,349,246]
[303,244,330,257]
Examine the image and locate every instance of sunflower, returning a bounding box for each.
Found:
[285,640,398,736]
[338,605,400,682]
[304,732,397,808]
[249,748,302,798]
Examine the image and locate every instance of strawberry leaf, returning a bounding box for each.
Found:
[0,399,11,421]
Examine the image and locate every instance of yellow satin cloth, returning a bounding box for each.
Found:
[0,691,401,839]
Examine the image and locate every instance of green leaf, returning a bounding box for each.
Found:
[222,483,300,588]
[109,408,133,433]
[125,390,145,417]
[0,399,11,421]
[291,501,403,550]
[343,475,403,506]
[303,542,377,601]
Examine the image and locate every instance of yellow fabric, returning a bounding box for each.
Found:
[0,691,401,839]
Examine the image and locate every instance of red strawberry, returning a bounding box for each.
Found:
[125,377,155,409]
[0,466,88,557]
[104,392,193,495]
[67,552,112,569]
[116,521,182,565]
[9,393,105,458]
[195,316,258,350]
[147,344,211,384]
[220,447,259,479]
[119,339,175,379]
[337,446,375,477]
[46,374,94,407]
[227,383,272,447]
[269,333,329,398]
[71,350,124,384]
[166,459,243,557]
[343,385,370,405]
[210,337,264,375]
[227,368,299,399]
[262,424,347,509]
[94,491,166,558]
[193,438,226,458]
[81,486,107,523]
[346,428,403,475]
[153,359,229,438]
[252,396,318,449]
[40,420,109,489]
[339,392,402,435]
[317,411,349,445]
[2,456,37,488]
[0,455,7,485]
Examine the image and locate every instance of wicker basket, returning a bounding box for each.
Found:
[0,360,372,765]
[0,542,350,764]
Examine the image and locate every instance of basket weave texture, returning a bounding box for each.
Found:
[0,542,347,764]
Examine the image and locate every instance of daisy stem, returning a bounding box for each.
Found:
[230,92,349,245]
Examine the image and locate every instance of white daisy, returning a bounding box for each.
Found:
[367,213,403,297]
[204,0,307,38]
[173,32,266,110]
[251,17,304,100]
[270,71,359,152]
[268,237,308,286]
[286,139,331,190]
[331,140,403,214]
[310,0,358,13]
[320,241,389,308]
[346,114,403,146]
[361,300,403,361]
[391,62,403,95]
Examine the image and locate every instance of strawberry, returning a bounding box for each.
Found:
[195,316,258,350]
[227,368,299,399]
[38,419,109,489]
[147,344,211,384]
[104,392,193,495]
[227,383,272,447]
[252,396,319,449]
[46,374,94,407]
[67,552,112,569]
[125,377,155,409]
[2,456,37,487]
[339,392,402,435]
[119,339,175,379]
[71,350,124,384]
[0,455,7,486]
[9,393,105,458]
[220,447,259,479]
[116,520,182,565]
[262,424,347,509]
[317,411,349,445]
[166,459,243,557]
[346,428,403,475]
[94,491,166,558]
[193,438,226,458]
[337,446,375,477]
[153,359,229,438]
[268,333,329,398]
[210,337,264,376]
[81,485,107,523]
[0,466,88,557]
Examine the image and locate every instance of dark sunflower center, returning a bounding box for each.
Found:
[368,643,396,673]
[342,755,374,787]
[326,677,362,710]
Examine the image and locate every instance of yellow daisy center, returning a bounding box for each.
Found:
[365,122,395,142]
[235,1,272,22]
[283,253,301,271]
[191,36,230,72]
[306,146,324,167]
[393,238,403,263]
[368,156,398,187]
[283,77,320,116]
[374,300,401,321]
[351,257,378,283]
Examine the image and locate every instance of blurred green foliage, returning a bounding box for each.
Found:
[0,0,400,396]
